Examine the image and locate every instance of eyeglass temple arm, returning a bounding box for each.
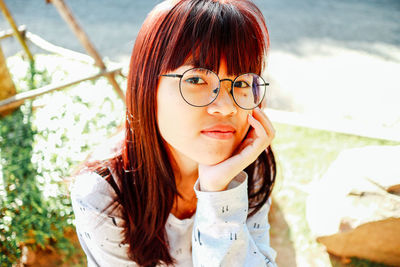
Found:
[160,74,183,78]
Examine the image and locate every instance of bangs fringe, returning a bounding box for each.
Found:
[160,0,269,76]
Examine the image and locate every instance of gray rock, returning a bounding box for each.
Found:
[306,145,400,266]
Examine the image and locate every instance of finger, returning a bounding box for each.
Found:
[252,108,275,139]
[248,114,266,139]
[234,136,254,154]
[252,108,274,136]
[248,114,270,148]
[222,113,271,172]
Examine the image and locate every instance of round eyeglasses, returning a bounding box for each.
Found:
[160,68,269,110]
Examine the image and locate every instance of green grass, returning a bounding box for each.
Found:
[271,122,399,266]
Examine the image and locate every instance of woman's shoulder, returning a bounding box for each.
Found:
[71,168,112,195]
[69,129,124,202]
[70,168,122,217]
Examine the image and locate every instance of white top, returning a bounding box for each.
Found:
[70,169,277,267]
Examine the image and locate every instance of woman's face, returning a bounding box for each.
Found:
[157,58,251,166]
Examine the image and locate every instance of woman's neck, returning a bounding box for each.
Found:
[167,148,199,219]
[170,149,198,195]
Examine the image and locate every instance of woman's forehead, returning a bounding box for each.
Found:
[171,61,241,79]
[180,54,238,75]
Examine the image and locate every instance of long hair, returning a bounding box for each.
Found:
[83,0,276,266]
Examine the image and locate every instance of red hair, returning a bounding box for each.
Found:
[86,1,275,266]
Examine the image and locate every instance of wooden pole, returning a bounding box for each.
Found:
[0,25,26,40]
[0,67,122,113]
[25,31,95,64]
[0,45,17,116]
[48,0,125,102]
[0,0,34,62]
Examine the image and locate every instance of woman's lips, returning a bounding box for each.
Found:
[201,131,235,140]
[201,124,236,140]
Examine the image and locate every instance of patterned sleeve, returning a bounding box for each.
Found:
[191,171,277,267]
[70,171,138,267]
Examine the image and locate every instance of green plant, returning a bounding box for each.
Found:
[0,59,75,266]
[1,53,124,266]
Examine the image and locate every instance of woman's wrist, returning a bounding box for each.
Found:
[199,181,229,192]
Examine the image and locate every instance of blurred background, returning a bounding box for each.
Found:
[1,0,399,266]
[2,0,400,134]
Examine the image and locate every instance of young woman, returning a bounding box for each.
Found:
[70,0,277,266]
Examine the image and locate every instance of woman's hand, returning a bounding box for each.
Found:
[198,108,275,192]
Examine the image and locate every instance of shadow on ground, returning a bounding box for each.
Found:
[269,197,297,267]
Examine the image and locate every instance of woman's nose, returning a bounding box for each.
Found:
[207,80,237,116]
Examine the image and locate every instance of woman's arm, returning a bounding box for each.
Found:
[192,171,277,267]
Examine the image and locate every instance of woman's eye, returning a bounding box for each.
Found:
[234,81,251,88]
[185,77,206,85]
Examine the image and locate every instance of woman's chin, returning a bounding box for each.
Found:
[195,152,232,166]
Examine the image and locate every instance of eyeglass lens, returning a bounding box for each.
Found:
[179,68,266,109]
